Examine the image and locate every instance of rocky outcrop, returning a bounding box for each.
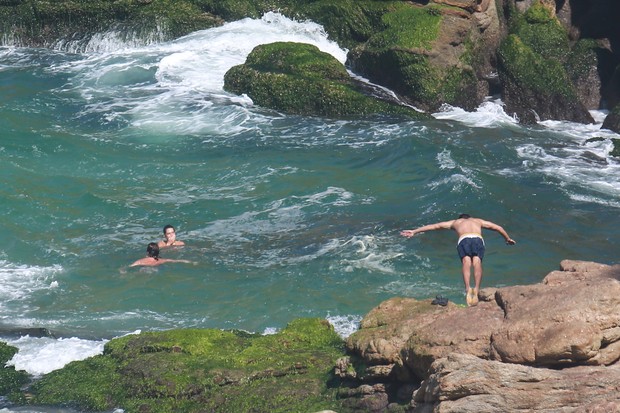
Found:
[2,0,620,125]
[344,260,620,411]
[0,0,620,125]
[21,318,348,413]
[0,0,225,48]
[414,353,620,412]
[6,261,620,412]
[497,1,595,124]
[603,104,620,136]
[224,42,429,119]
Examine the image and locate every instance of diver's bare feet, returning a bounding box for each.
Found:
[470,288,479,306]
[466,288,474,306]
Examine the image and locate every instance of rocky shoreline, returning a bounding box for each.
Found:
[1,260,619,412]
[341,259,620,411]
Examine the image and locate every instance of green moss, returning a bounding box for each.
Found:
[243,42,350,81]
[134,0,222,38]
[510,0,569,62]
[566,38,599,80]
[27,318,350,413]
[362,46,476,110]
[294,0,388,49]
[498,34,575,99]
[401,59,440,103]
[347,2,479,110]
[366,3,441,50]
[0,342,30,397]
[190,0,266,21]
[1,0,397,49]
[0,0,225,47]
[29,356,122,411]
[0,341,17,365]
[522,0,554,23]
[224,41,427,119]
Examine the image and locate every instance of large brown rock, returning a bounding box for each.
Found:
[412,352,620,412]
[347,260,620,383]
[491,260,620,366]
[343,260,620,411]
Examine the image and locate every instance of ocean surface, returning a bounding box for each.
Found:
[1,12,620,409]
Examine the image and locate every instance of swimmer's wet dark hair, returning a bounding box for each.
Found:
[146,242,160,260]
[458,214,471,219]
[163,224,174,234]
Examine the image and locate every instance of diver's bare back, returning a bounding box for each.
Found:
[451,218,484,236]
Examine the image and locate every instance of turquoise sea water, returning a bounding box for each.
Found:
[1,13,620,385]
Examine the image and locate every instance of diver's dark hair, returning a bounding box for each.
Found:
[146,242,160,260]
[163,224,175,235]
[458,214,471,219]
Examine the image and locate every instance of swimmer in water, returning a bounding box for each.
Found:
[130,242,193,267]
[158,224,185,248]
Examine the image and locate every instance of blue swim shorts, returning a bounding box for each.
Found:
[457,237,485,260]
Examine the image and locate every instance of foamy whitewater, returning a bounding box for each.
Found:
[1,14,620,409]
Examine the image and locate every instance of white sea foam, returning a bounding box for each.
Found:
[262,327,278,335]
[430,149,481,191]
[436,148,457,169]
[438,99,620,206]
[5,336,107,376]
[325,314,362,338]
[427,173,481,192]
[515,113,620,204]
[53,13,348,136]
[0,261,62,314]
[338,235,403,274]
[342,252,403,274]
[432,99,519,127]
[262,315,361,338]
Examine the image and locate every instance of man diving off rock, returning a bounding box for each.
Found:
[400,214,515,306]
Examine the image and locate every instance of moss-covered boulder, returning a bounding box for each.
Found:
[3,0,618,124]
[224,41,429,119]
[0,342,30,399]
[25,318,349,413]
[602,100,620,137]
[0,0,390,51]
[497,1,595,124]
[0,0,228,49]
[346,1,499,112]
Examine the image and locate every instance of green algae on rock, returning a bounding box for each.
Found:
[26,318,349,413]
[347,2,484,112]
[0,0,224,48]
[497,0,594,124]
[224,41,428,119]
[0,342,29,399]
